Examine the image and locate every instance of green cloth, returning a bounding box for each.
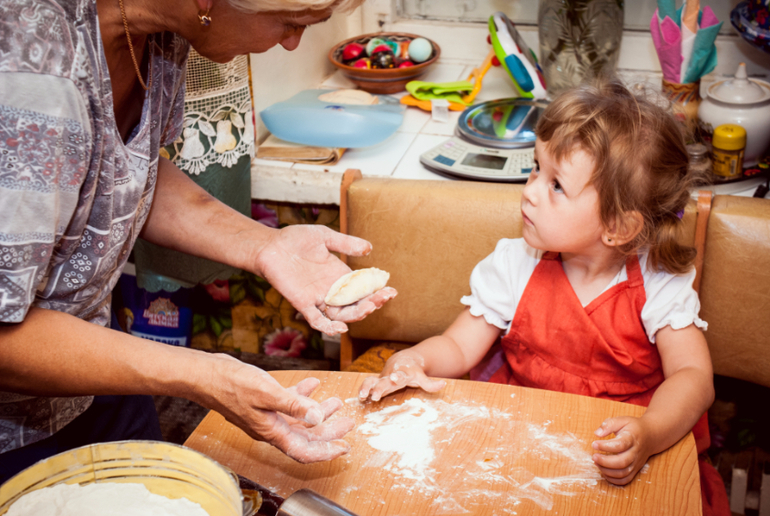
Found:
[405,80,474,105]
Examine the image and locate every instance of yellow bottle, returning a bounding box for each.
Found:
[711,124,746,182]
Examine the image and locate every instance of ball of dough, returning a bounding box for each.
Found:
[324,268,390,307]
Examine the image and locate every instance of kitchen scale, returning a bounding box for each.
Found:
[420,98,549,182]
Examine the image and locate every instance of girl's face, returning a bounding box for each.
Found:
[521,139,606,254]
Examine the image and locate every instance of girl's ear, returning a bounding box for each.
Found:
[603,211,643,247]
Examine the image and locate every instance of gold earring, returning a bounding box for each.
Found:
[198,9,211,26]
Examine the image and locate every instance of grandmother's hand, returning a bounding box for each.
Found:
[254,225,397,335]
[207,355,354,463]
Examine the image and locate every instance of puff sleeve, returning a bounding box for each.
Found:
[639,254,708,343]
[461,238,541,331]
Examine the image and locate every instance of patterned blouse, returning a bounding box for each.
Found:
[0,0,188,453]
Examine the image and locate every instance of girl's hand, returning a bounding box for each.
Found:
[591,416,653,486]
[254,225,397,336]
[358,351,446,402]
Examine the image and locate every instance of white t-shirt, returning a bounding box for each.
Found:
[461,239,707,344]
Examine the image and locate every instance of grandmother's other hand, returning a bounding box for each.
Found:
[254,225,396,336]
[358,350,446,402]
[208,355,353,463]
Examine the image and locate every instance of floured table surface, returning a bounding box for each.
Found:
[184,371,701,515]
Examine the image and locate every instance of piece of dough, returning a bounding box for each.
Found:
[6,482,209,516]
[317,89,379,105]
[324,268,390,307]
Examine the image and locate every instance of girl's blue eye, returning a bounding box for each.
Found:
[551,180,563,193]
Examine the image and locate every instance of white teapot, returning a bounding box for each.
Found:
[698,63,770,166]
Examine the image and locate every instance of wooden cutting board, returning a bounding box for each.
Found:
[184,370,701,516]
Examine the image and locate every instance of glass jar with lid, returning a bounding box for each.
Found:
[686,143,713,184]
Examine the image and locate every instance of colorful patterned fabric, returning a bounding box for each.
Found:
[343,342,412,374]
[0,0,188,453]
[190,202,342,361]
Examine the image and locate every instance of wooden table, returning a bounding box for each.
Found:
[184,371,701,515]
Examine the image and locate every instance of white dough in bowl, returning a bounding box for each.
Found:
[6,482,210,516]
[324,268,390,307]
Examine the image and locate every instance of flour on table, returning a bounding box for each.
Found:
[526,423,596,467]
[350,397,608,514]
[6,482,209,516]
[357,398,440,482]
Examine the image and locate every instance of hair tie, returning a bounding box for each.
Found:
[675,209,684,219]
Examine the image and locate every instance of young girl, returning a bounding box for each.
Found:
[358,79,729,515]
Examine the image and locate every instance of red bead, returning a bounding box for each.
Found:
[491,55,501,67]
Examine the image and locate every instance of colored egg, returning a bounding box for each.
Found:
[352,57,371,69]
[365,37,388,56]
[370,50,395,69]
[342,42,365,62]
[407,37,432,63]
[399,41,410,59]
[398,60,414,68]
[385,40,401,56]
[371,44,392,54]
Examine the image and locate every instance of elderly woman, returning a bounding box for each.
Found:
[0,0,395,481]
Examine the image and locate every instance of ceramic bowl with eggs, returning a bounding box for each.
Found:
[328,32,440,94]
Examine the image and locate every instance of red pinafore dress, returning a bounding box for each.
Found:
[487,252,728,515]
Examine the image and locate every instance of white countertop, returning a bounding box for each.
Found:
[251,61,769,205]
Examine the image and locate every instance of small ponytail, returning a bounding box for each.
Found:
[645,217,696,274]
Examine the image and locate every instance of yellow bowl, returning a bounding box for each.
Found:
[329,32,441,94]
[0,441,246,516]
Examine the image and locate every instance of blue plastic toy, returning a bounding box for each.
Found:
[489,12,547,99]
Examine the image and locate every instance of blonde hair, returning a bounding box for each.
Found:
[227,0,365,13]
[535,78,696,274]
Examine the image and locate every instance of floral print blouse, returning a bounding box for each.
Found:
[0,0,188,453]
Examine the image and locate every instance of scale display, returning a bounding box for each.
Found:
[420,136,535,182]
[462,153,507,170]
[419,98,547,182]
